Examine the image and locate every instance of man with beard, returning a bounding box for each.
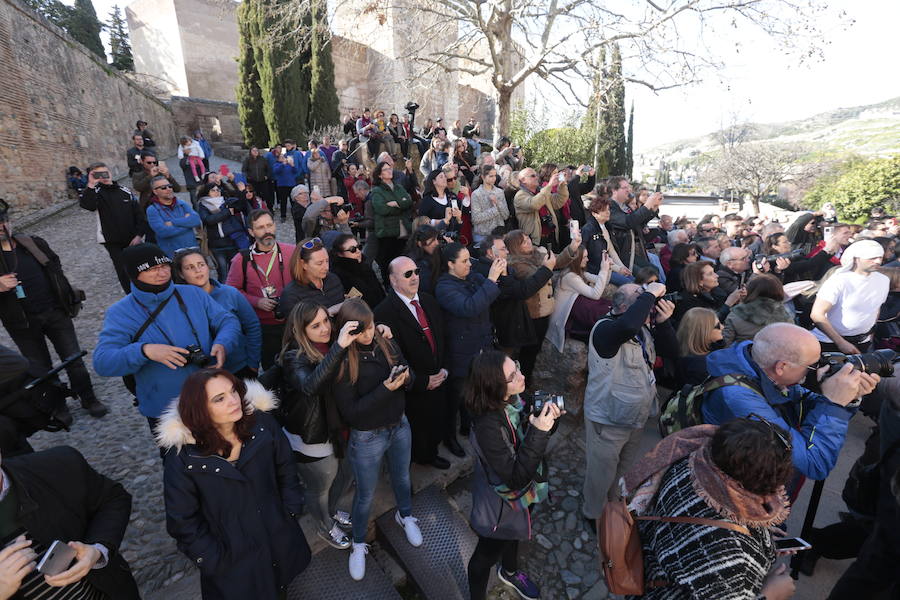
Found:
[131,153,181,209]
[225,209,296,369]
[0,203,108,418]
[79,163,150,293]
[126,134,154,177]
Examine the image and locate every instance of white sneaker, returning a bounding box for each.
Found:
[349,542,368,580]
[395,512,423,547]
[333,510,352,529]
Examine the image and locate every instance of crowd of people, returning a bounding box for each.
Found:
[1,111,899,599]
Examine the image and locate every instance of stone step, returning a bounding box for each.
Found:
[287,546,403,599]
[375,484,478,600]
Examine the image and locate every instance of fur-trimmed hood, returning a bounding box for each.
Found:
[155,379,279,451]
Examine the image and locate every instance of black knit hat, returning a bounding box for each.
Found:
[123,243,172,280]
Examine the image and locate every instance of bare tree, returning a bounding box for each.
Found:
[329,0,834,142]
[698,141,825,214]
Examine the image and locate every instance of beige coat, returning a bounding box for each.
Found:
[514,182,570,245]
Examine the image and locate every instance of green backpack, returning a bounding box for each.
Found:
[658,373,764,438]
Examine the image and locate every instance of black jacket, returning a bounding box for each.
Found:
[126,146,153,175]
[333,340,409,431]
[330,255,386,309]
[591,293,678,360]
[0,236,71,330]
[281,342,348,451]
[79,183,148,244]
[3,446,139,599]
[608,201,657,269]
[673,291,731,326]
[581,213,612,275]
[473,257,552,348]
[566,175,593,230]
[374,291,445,394]
[278,272,345,318]
[242,156,270,182]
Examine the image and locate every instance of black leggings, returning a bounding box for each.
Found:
[467,536,518,600]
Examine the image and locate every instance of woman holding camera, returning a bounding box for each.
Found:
[278,237,345,319]
[331,299,422,580]
[418,169,470,244]
[159,368,311,599]
[278,301,357,550]
[765,231,839,283]
[465,350,560,600]
[197,182,251,279]
[174,248,261,377]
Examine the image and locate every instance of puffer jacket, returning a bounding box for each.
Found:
[280,342,348,452]
[702,341,856,480]
[306,152,334,196]
[721,297,793,345]
[435,271,500,376]
[157,382,310,600]
[507,245,576,319]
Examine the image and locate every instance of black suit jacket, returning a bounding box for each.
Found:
[3,446,139,599]
[374,291,446,394]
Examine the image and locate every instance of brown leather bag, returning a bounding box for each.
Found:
[597,498,750,595]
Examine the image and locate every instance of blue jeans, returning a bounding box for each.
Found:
[348,417,413,542]
[609,271,634,286]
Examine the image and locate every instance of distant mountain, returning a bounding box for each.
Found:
[635,96,900,179]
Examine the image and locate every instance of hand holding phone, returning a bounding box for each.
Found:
[37,540,77,576]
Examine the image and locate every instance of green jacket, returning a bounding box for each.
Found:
[371,182,413,238]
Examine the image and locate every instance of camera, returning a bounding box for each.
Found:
[755,249,805,268]
[529,391,565,416]
[539,213,556,231]
[442,230,459,241]
[337,203,354,214]
[405,101,420,113]
[660,291,681,303]
[184,345,214,368]
[820,349,897,378]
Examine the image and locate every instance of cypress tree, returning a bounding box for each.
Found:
[625,101,634,180]
[236,0,268,147]
[65,0,105,59]
[107,5,134,71]
[609,43,627,176]
[254,0,310,145]
[307,0,340,130]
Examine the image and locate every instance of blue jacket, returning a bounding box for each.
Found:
[158,391,310,600]
[146,199,201,258]
[209,279,262,372]
[93,282,241,418]
[272,161,299,187]
[293,150,309,177]
[702,341,855,480]
[435,272,500,376]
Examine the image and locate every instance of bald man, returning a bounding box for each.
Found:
[703,322,879,480]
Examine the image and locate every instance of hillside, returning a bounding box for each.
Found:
[635,96,900,180]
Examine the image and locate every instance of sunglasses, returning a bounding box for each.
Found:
[153,184,173,191]
[746,412,792,451]
[342,245,360,253]
[402,268,420,279]
[144,160,158,165]
[446,177,457,182]
[93,171,111,179]
[301,237,323,250]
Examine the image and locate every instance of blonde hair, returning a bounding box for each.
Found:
[677,307,718,356]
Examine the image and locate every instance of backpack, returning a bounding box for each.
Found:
[658,373,764,438]
[598,497,749,595]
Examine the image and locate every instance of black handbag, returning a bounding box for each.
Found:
[14,236,85,318]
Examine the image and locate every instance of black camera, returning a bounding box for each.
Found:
[184,344,214,368]
[755,249,805,268]
[405,101,420,113]
[820,349,897,378]
[539,213,556,231]
[443,230,459,241]
[337,203,354,214]
[530,391,565,416]
[660,291,681,303]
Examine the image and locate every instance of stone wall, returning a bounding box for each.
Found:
[0,0,176,217]
[169,96,241,144]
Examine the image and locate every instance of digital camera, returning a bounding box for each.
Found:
[530,391,565,416]
[184,344,214,368]
[820,349,897,378]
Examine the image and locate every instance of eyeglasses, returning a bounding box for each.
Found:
[342,245,360,253]
[402,268,420,278]
[301,237,323,250]
[153,184,173,191]
[505,360,522,383]
[746,412,792,451]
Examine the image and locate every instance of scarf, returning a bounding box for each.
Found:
[491,397,549,509]
[199,196,227,238]
[624,425,790,528]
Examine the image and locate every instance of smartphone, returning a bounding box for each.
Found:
[569,220,579,238]
[313,185,321,195]
[390,365,409,381]
[774,537,812,552]
[37,540,77,576]
[350,323,365,335]
[281,147,288,155]
[557,173,566,183]
[823,225,834,242]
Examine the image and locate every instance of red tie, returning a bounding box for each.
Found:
[410,299,436,355]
